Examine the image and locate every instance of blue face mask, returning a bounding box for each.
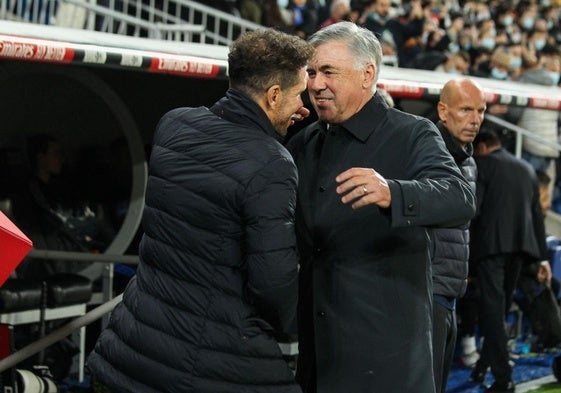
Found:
[448,42,459,54]
[503,15,513,26]
[491,67,508,80]
[534,39,546,51]
[510,57,522,69]
[549,71,560,85]
[511,33,522,44]
[522,17,534,30]
[447,68,459,75]
[481,37,496,50]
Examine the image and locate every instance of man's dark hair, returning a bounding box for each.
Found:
[27,133,58,170]
[228,29,314,99]
[474,130,502,148]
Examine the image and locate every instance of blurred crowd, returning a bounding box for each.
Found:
[205,0,561,84]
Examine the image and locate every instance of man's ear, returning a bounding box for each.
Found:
[266,84,282,109]
[437,101,447,121]
[363,63,376,89]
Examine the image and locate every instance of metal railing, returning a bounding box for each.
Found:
[0,0,263,45]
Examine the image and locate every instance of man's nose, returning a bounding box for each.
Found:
[309,74,326,91]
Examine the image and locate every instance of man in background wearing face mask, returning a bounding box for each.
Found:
[471,48,512,81]
[509,45,561,208]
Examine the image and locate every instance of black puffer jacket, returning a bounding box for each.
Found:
[430,122,477,299]
[88,89,301,393]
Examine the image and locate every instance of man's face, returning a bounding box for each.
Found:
[271,67,308,137]
[39,142,64,176]
[374,0,391,17]
[438,84,486,146]
[453,56,470,75]
[307,42,373,124]
[539,183,552,215]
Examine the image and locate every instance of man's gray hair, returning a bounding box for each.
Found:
[308,21,382,85]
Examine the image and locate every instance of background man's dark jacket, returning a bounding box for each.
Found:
[430,121,478,300]
[471,147,548,263]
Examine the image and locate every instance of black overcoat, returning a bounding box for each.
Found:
[287,96,476,393]
[470,147,548,263]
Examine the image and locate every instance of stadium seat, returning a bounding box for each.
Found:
[0,274,92,383]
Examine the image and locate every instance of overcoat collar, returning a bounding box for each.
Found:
[302,92,389,144]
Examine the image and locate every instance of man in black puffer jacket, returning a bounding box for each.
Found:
[87,29,314,393]
[430,78,486,393]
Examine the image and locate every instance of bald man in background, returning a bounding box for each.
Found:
[430,78,486,393]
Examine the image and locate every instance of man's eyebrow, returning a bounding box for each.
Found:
[309,64,337,71]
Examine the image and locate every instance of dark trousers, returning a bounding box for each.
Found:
[477,253,523,385]
[432,301,457,393]
[457,276,480,338]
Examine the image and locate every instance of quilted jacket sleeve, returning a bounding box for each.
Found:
[242,154,299,333]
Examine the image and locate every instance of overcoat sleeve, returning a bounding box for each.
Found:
[387,118,476,228]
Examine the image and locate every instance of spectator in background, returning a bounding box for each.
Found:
[434,51,472,74]
[506,42,525,80]
[287,0,318,38]
[262,0,293,31]
[319,0,350,28]
[510,46,561,209]
[14,134,67,278]
[472,48,512,81]
[12,134,100,278]
[430,11,465,53]
[516,1,538,33]
[238,0,264,24]
[362,0,395,55]
[470,130,549,393]
[88,28,314,393]
[349,0,367,23]
[527,21,551,53]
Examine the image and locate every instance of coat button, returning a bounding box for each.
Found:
[407,203,414,211]
[319,186,326,192]
[317,311,326,317]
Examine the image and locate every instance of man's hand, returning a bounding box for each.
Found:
[537,260,552,287]
[335,168,391,209]
[289,106,311,126]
